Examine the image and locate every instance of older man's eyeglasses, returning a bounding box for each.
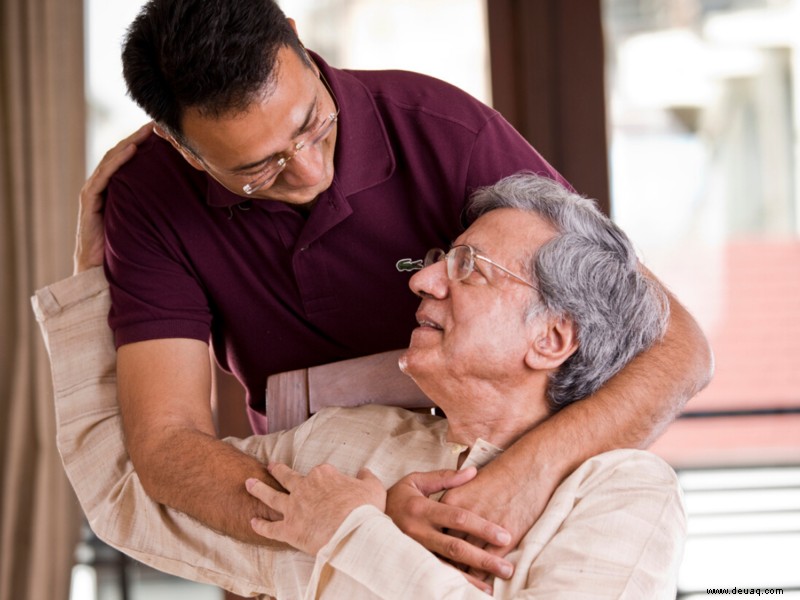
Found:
[242,70,339,195]
[424,245,538,290]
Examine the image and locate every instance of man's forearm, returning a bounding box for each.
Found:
[116,334,286,544]
[133,425,281,543]
[491,286,712,485]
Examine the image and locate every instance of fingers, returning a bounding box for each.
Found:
[266,462,303,491]
[423,528,514,579]
[409,498,511,547]
[391,495,513,578]
[463,534,491,581]
[129,121,155,144]
[250,516,284,543]
[105,121,153,158]
[356,467,379,482]
[88,122,154,195]
[245,478,287,515]
[405,466,479,496]
[459,568,494,595]
[435,558,493,595]
[356,467,384,489]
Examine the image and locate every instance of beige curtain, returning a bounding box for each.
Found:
[0,0,86,599]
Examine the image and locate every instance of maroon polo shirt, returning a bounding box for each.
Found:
[104,54,569,433]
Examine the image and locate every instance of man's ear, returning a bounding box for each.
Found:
[154,125,205,172]
[525,316,578,371]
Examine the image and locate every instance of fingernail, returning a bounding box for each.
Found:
[499,563,513,578]
[245,478,256,490]
[496,530,512,545]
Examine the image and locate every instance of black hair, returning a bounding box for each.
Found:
[122,0,309,140]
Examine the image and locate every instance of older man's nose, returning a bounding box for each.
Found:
[409,260,449,299]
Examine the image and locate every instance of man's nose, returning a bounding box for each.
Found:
[409,260,449,299]
[281,143,325,185]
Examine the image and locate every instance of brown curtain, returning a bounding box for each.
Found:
[487,0,609,213]
[0,0,86,599]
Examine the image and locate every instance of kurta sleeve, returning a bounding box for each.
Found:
[31,268,291,598]
[307,505,491,599]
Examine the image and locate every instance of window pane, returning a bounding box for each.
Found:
[279,0,490,104]
[85,0,149,172]
[603,0,800,466]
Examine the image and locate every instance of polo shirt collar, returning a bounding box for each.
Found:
[204,52,395,209]
[317,53,395,197]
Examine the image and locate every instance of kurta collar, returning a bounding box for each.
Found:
[445,438,504,471]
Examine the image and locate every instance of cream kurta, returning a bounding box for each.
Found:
[33,268,686,599]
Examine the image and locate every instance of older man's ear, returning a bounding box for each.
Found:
[524,316,578,371]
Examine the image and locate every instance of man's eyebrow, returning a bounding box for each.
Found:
[228,92,318,173]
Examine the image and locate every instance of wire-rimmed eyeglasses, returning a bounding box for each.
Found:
[424,245,538,290]
[242,69,339,195]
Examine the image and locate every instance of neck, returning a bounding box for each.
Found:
[441,386,550,450]
[445,414,545,450]
[288,198,318,217]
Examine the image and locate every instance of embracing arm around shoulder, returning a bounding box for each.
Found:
[390,272,712,570]
[117,338,281,542]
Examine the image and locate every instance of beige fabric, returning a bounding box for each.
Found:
[33,270,687,599]
[1,1,85,599]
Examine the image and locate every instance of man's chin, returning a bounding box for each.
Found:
[261,170,334,205]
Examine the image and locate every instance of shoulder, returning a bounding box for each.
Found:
[106,132,205,213]
[111,132,190,185]
[343,67,498,132]
[562,449,685,522]
[571,449,681,491]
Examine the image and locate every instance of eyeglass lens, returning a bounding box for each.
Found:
[423,247,475,281]
[242,113,337,195]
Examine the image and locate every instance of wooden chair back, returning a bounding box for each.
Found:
[265,349,434,432]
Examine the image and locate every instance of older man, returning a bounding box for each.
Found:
[36,174,685,598]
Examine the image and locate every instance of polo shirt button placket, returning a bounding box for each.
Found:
[294,242,334,316]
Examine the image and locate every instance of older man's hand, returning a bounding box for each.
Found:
[246,462,386,556]
[74,122,153,274]
[385,467,515,582]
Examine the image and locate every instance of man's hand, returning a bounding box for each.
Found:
[74,122,153,274]
[385,467,514,581]
[439,459,557,581]
[246,463,386,556]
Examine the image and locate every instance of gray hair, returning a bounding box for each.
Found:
[467,173,669,411]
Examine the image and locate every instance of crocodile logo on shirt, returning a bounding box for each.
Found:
[395,258,424,272]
